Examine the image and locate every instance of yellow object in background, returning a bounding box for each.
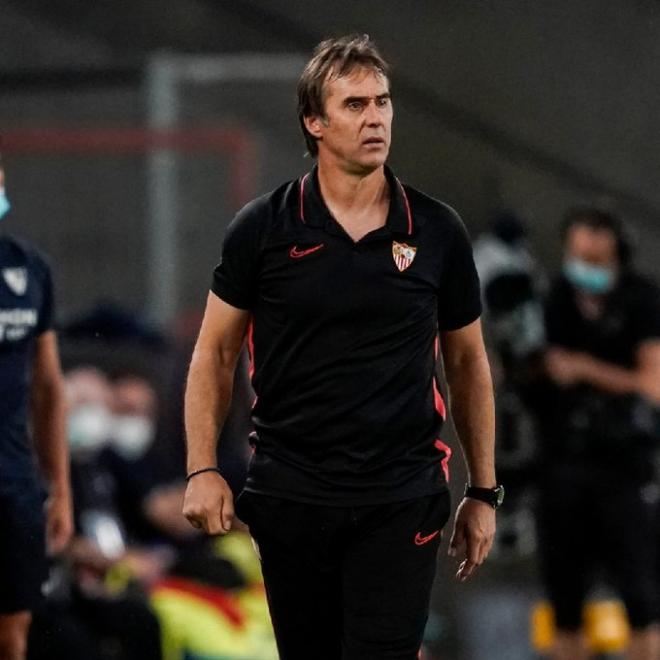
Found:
[531,602,555,652]
[151,531,278,660]
[214,533,264,586]
[531,599,630,655]
[152,586,255,660]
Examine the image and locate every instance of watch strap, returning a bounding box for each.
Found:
[464,484,504,509]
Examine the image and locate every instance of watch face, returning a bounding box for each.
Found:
[495,485,505,507]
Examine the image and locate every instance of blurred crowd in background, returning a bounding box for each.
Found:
[25,304,276,660]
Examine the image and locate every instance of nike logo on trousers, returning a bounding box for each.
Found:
[414,530,440,546]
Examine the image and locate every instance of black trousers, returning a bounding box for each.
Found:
[235,489,451,660]
[536,463,659,630]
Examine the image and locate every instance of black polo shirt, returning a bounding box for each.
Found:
[545,273,660,367]
[0,235,54,482]
[212,166,482,505]
[539,272,660,471]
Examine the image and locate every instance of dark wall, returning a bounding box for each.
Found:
[2,0,659,321]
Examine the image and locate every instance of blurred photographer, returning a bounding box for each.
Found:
[536,208,660,660]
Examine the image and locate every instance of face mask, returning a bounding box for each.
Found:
[0,188,11,220]
[563,258,615,295]
[68,403,112,454]
[111,415,155,460]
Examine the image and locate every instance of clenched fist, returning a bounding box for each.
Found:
[182,471,234,535]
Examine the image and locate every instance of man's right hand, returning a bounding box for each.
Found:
[182,471,234,535]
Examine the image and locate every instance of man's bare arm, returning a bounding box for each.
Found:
[546,340,660,404]
[440,318,496,581]
[31,330,73,554]
[441,319,496,487]
[182,292,250,535]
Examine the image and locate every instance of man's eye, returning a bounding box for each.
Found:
[347,101,363,110]
[377,97,390,107]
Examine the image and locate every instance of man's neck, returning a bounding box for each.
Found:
[315,159,390,242]
[318,158,387,208]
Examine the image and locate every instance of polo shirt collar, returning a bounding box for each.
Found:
[298,164,413,237]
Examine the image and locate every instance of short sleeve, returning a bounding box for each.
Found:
[211,206,261,310]
[437,214,482,331]
[36,259,55,334]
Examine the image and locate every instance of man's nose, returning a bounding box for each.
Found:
[364,101,382,125]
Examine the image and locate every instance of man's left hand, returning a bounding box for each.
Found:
[448,497,496,582]
[45,488,74,555]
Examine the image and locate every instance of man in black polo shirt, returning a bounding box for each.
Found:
[537,208,660,660]
[183,35,499,659]
[0,157,72,659]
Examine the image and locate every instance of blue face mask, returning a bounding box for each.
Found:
[564,258,615,295]
[0,188,10,221]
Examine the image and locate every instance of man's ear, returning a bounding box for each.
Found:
[304,114,325,139]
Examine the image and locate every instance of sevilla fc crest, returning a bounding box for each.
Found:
[2,268,27,296]
[392,241,417,272]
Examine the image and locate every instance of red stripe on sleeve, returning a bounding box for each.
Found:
[246,318,255,379]
[433,337,447,420]
[434,439,452,482]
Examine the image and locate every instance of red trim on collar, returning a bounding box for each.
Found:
[397,179,413,235]
[300,170,413,234]
[299,173,310,223]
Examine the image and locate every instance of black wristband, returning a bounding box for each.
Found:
[186,467,222,482]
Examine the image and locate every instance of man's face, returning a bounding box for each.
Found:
[563,222,619,295]
[565,223,618,268]
[305,66,393,174]
[112,377,157,419]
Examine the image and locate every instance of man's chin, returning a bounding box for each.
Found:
[350,153,389,176]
